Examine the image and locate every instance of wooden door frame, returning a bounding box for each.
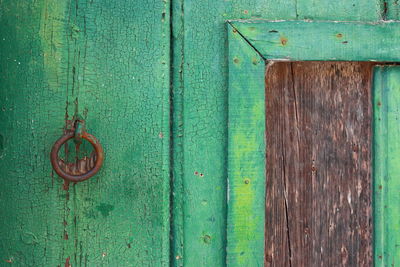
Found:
[227,20,400,266]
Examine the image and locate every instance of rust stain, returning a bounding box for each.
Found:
[64,231,69,240]
[280,36,288,46]
[65,257,71,267]
[63,180,70,191]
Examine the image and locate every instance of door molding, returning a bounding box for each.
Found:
[227,20,400,266]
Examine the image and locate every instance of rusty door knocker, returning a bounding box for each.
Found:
[50,119,104,182]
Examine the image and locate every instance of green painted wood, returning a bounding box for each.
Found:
[226,17,400,267]
[373,66,400,267]
[230,20,400,62]
[227,24,266,267]
[178,0,387,266]
[296,0,382,21]
[171,0,185,266]
[0,0,170,266]
[180,1,297,266]
[384,0,400,20]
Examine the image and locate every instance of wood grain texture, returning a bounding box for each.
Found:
[265,62,373,266]
[227,24,266,267]
[373,66,400,266]
[0,0,170,266]
[230,20,400,62]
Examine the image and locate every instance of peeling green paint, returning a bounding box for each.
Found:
[373,66,400,266]
[227,23,266,266]
[0,0,170,266]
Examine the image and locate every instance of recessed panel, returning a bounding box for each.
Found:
[265,62,373,266]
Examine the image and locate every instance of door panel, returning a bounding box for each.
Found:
[0,1,170,266]
[265,62,373,266]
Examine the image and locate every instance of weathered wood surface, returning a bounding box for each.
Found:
[373,66,400,266]
[178,0,389,266]
[265,62,373,266]
[227,24,266,267]
[0,0,397,266]
[0,0,170,266]
[230,20,400,62]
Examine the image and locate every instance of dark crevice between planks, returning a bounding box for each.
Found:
[170,0,185,266]
[281,141,293,267]
[265,61,375,267]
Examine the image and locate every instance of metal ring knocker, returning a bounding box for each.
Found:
[50,120,104,182]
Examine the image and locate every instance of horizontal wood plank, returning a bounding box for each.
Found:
[229,20,400,62]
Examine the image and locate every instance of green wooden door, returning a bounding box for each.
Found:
[0,1,170,266]
[2,1,400,267]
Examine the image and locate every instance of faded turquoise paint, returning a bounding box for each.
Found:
[227,23,266,267]
[384,0,400,20]
[373,66,400,267]
[296,0,382,21]
[0,0,170,266]
[230,20,400,61]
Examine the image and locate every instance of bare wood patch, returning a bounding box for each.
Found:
[265,62,373,266]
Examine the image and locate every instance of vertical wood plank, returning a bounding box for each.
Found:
[180,1,296,265]
[0,0,170,266]
[265,62,373,266]
[373,66,400,266]
[227,24,266,267]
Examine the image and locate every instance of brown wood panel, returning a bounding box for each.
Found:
[265,62,373,267]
